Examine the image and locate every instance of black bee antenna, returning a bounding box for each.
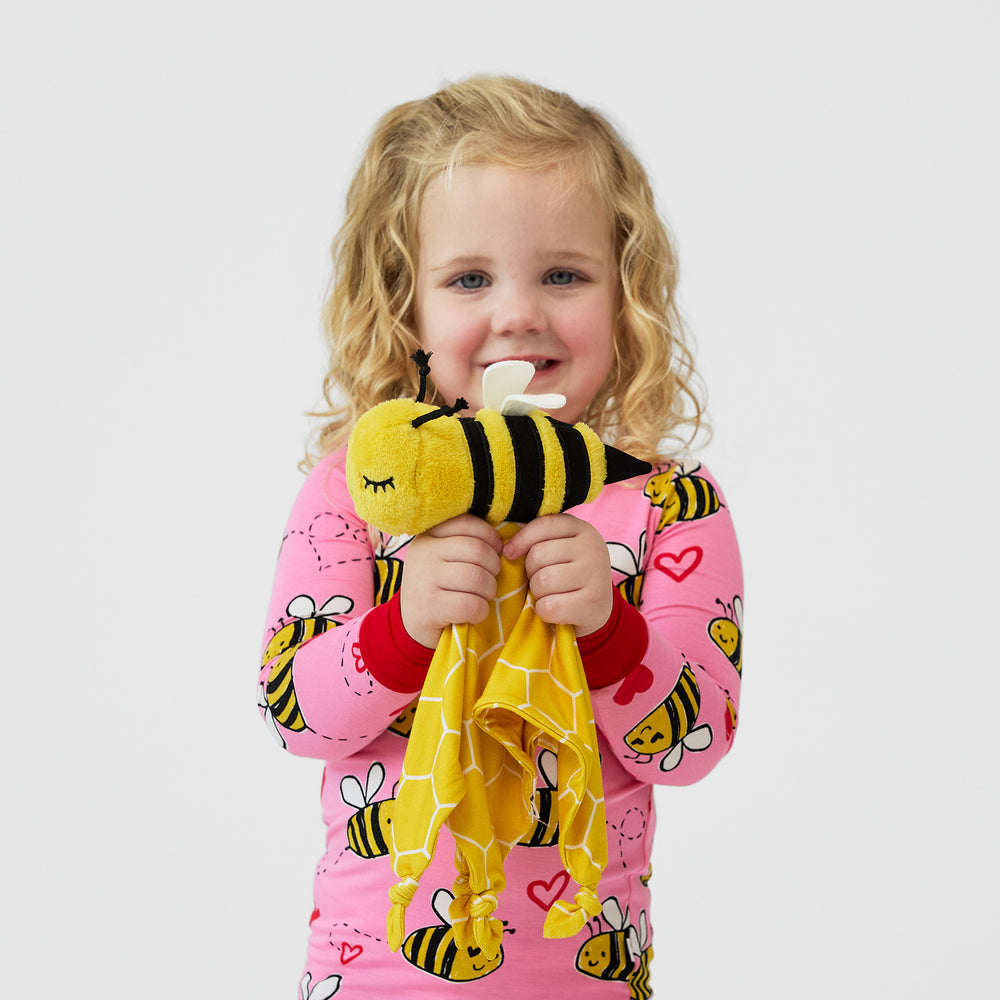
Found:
[411,397,468,428]
[410,350,433,403]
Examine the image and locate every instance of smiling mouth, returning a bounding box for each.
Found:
[483,358,557,370]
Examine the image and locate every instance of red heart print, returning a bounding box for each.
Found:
[340,942,363,965]
[654,546,703,582]
[310,906,320,926]
[352,642,366,673]
[527,869,570,910]
[613,664,654,706]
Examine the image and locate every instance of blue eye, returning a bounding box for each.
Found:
[546,270,577,286]
[455,273,487,290]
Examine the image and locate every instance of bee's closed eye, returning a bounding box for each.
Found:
[363,475,396,493]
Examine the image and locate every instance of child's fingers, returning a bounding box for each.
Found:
[430,535,503,577]
[428,514,503,551]
[502,513,579,561]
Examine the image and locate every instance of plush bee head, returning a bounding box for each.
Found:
[346,351,651,536]
[346,395,476,536]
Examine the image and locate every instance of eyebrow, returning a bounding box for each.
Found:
[427,250,607,274]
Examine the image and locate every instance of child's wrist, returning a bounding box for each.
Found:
[359,593,434,693]
[577,588,649,689]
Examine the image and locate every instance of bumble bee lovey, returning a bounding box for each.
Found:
[346,351,651,963]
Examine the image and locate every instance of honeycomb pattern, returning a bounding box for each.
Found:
[387,523,607,959]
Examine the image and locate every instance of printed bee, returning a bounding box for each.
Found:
[709,594,743,674]
[261,594,354,735]
[575,897,640,984]
[624,662,702,762]
[373,531,410,606]
[607,530,647,608]
[388,699,418,739]
[402,888,508,982]
[299,971,342,1000]
[340,761,396,859]
[628,910,654,1000]
[643,461,723,533]
[518,748,560,848]
[346,353,651,537]
[724,691,739,742]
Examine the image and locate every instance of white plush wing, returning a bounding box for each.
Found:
[482,360,533,410]
[500,393,567,416]
[481,360,566,415]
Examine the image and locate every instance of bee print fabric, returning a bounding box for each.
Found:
[258,452,742,996]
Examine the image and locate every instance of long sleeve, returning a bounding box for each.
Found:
[582,462,743,786]
[257,449,420,761]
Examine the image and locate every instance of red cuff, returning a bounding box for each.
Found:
[359,593,434,693]
[577,588,650,689]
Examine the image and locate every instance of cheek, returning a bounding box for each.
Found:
[418,302,480,352]
[566,300,616,356]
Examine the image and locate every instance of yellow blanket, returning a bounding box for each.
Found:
[386,522,607,960]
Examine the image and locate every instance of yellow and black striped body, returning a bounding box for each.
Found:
[346,391,651,537]
[262,617,335,732]
[374,555,404,605]
[575,930,634,982]
[402,923,503,982]
[617,573,645,609]
[459,409,614,525]
[644,469,722,532]
[346,798,395,859]
[624,665,701,757]
[518,786,560,848]
[628,946,654,1000]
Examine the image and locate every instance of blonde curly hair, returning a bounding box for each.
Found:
[306,75,706,467]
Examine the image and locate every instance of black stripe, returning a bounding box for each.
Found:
[601,932,623,979]
[352,815,374,856]
[548,418,590,509]
[423,924,454,977]
[525,790,555,846]
[677,479,693,519]
[678,666,701,721]
[290,619,307,647]
[664,696,681,744]
[694,478,710,518]
[462,418,494,519]
[370,802,389,854]
[507,415,545,522]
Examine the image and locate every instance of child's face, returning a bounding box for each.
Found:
[413,165,617,423]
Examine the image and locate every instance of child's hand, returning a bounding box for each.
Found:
[400,515,504,649]
[502,514,613,638]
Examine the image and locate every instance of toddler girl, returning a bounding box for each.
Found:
[259,76,743,999]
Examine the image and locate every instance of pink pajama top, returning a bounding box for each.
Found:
[258,448,743,999]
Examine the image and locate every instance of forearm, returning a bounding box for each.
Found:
[258,451,426,760]
[588,468,744,785]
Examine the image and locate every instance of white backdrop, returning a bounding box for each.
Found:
[3,2,996,996]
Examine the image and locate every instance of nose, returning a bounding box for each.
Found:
[490,283,546,337]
